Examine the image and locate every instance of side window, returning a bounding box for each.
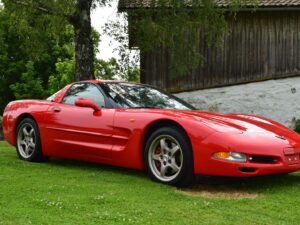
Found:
[62,83,105,108]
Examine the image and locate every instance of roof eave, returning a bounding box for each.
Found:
[118,6,300,13]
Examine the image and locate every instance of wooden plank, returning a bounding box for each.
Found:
[140,11,300,92]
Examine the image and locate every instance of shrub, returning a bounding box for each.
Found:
[10,61,47,100]
[292,118,300,134]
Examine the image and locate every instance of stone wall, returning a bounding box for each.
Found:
[176,77,300,128]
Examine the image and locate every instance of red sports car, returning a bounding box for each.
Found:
[2,80,300,186]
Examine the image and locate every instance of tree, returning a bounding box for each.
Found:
[95,57,139,82]
[10,61,46,99]
[3,0,105,81]
[0,6,74,114]
[48,57,75,94]
[4,0,257,81]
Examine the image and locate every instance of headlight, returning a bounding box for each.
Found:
[213,152,247,163]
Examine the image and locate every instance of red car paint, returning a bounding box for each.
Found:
[3,80,300,176]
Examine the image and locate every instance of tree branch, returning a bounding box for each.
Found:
[11,0,72,18]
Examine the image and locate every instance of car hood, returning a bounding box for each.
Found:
[124,108,300,147]
[133,108,300,146]
[176,110,300,145]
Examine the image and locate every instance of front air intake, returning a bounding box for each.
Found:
[249,155,278,164]
[239,167,256,173]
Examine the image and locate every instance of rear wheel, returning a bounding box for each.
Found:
[144,126,194,187]
[16,118,47,162]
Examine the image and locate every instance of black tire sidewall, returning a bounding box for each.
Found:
[144,126,194,187]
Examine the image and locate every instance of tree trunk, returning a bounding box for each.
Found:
[70,0,94,81]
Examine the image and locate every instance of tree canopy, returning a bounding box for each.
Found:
[0,4,138,114]
[0,7,74,113]
[0,0,256,114]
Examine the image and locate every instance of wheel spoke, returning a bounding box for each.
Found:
[152,154,161,161]
[29,142,35,149]
[23,127,29,136]
[160,164,167,177]
[160,138,171,152]
[24,145,30,155]
[160,138,167,150]
[170,145,180,156]
[169,160,180,173]
[19,140,26,146]
[29,128,34,138]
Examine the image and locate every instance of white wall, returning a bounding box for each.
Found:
[176,77,300,128]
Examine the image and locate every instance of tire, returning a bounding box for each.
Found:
[144,126,194,187]
[16,118,47,162]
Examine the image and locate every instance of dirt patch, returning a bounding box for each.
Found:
[178,185,259,199]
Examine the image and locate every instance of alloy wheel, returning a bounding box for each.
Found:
[17,123,36,159]
[148,135,183,182]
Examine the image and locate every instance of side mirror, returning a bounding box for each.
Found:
[75,98,101,112]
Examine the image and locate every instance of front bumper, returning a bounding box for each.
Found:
[201,157,300,177]
[194,132,300,177]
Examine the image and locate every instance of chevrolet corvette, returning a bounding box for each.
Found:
[2,80,300,186]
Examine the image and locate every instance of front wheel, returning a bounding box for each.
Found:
[16,118,47,162]
[144,126,194,187]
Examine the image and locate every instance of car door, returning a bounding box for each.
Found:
[43,82,115,159]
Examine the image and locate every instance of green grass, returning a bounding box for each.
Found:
[1,141,300,225]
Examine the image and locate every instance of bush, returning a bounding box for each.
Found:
[292,118,300,134]
[10,61,47,100]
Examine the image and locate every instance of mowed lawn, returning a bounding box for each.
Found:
[1,141,300,225]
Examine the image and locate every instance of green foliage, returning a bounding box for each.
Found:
[292,118,300,134]
[0,6,75,113]
[10,61,46,99]
[125,67,140,82]
[48,54,139,95]
[104,14,141,81]
[95,57,140,82]
[0,8,26,113]
[95,58,119,80]
[3,0,119,82]
[3,1,73,60]
[48,57,75,94]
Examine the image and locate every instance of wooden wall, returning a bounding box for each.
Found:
[140,11,300,92]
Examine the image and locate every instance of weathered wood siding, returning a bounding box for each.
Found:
[140,11,300,92]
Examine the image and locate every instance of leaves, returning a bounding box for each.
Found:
[0,6,75,113]
[10,61,46,99]
[103,12,140,81]
[292,118,300,134]
[48,57,75,94]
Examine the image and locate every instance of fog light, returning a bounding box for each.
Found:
[213,152,247,163]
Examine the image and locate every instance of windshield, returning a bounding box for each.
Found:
[46,89,63,102]
[99,82,195,110]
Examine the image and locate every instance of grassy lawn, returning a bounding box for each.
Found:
[1,141,300,225]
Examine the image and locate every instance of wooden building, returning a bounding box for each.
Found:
[119,0,300,92]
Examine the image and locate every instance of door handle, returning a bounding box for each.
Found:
[52,107,61,113]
